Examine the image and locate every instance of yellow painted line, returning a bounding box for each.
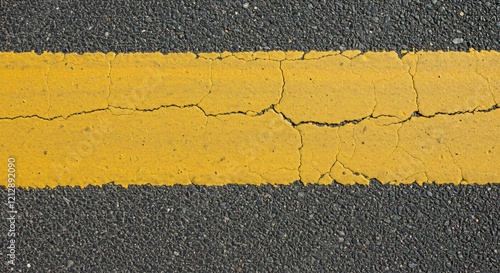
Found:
[0,50,499,188]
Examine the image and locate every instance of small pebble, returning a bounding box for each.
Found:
[409,263,418,269]
[243,3,249,8]
[452,38,464,44]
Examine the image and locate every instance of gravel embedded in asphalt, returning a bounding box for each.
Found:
[1,182,499,272]
[0,0,498,53]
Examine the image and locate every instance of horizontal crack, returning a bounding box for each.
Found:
[2,104,498,126]
[389,104,500,125]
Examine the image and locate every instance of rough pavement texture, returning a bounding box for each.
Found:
[1,0,499,272]
[0,0,499,53]
[0,183,498,272]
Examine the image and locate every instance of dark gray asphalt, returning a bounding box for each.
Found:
[2,0,500,272]
[1,183,499,272]
[1,0,499,53]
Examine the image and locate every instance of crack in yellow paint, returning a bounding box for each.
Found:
[0,50,499,188]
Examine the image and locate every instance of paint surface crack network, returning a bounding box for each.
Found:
[1,50,499,187]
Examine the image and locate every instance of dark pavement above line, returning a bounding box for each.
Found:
[1,0,498,53]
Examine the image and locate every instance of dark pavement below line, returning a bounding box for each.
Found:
[1,182,498,272]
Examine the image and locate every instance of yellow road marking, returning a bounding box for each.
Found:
[0,50,499,187]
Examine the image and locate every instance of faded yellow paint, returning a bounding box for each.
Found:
[0,53,56,118]
[198,56,283,115]
[109,52,210,110]
[275,54,376,124]
[1,108,299,188]
[352,52,417,120]
[303,50,339,59]
[0,50,499,188]
[296,124,340,184]
[48,53,112,117]
[415,51,496,115]
[475,50,500,104]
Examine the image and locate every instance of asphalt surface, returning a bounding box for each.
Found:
[1,183,499,272]
[1,0,499,53]
[1,0,500,272]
